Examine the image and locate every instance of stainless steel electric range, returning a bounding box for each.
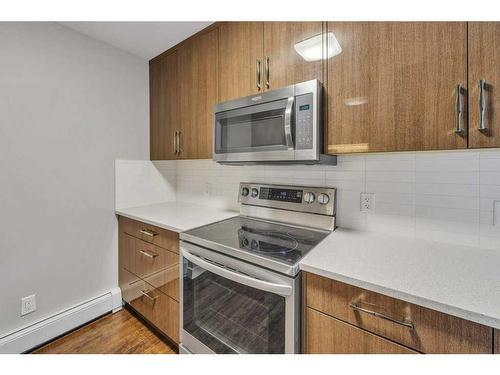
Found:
[179,182,336,354]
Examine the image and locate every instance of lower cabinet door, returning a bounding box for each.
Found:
[305,308,417,354]
[121,269,179,344]
[495,329,499,354]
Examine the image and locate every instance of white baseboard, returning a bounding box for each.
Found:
[0,288,122,354]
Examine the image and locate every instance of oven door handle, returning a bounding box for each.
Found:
[284,96,295,150]
[181,248,293,297]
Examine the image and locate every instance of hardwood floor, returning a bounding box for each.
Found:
[32,308,177,354]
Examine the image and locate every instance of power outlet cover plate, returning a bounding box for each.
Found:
[360,193,375,212]
[21,294,37,316]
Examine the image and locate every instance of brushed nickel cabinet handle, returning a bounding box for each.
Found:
[178,130,183,153]
[479,79,487,131]
[349,303,415,329]
[173,130,178,154]
[139,249,158,259]
[256,59,261,91]
[265,55,270,89]
[140,229,158,237]
[455,84,464,134]
[140,289,158,303]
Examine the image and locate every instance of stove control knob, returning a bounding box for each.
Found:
[241,187,249,197]
[317,193,330,205]
[251,188,259,197]
[304,192,315,204]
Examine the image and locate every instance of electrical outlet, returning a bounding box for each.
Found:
[360,193,375,212]
[21,294,36,316]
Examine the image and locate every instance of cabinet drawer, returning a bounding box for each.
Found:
[121,268,179,343]
[305,272,493,353]
[119,216,179,253]
[306,308,416,354]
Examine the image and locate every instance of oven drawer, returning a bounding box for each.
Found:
[305,272,493,354]
[305,308,417,354]
[121,268,179,343]
[119,216,179,253]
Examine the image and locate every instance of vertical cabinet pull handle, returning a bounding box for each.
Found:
[174,130,178,154]
[478,79,487,131]
[265,55,270,89]
[256,59,261,91]
[455,84,464,134]
[178,130,182,153]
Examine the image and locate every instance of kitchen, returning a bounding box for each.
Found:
[1,1,500,373]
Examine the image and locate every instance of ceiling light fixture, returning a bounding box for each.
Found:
[294,32,342,62]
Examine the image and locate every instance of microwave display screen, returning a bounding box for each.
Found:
[299,104,310,111]
[259,188,303,203]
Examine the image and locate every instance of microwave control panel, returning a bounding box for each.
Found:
[295,93,314,150]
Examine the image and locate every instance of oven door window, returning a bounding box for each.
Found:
[183,258,286,354]
[215,98,291,154]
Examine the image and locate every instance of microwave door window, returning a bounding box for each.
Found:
[215,108,288,154]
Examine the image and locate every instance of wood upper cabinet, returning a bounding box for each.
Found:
[263,22,324,90]
[150,51,179,160]
[218,22,264,102]
[178,28,218,159]
[326,22,468,154]
[468,22,500,148]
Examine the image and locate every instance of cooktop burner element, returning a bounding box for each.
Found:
[182,216,330,273]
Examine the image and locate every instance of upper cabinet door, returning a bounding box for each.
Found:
[150,51,179,160]
[263,22,324,90]
[326,22,467,154]
[468,22,500,148]
[218,22,264,102]
[179,28,218,159]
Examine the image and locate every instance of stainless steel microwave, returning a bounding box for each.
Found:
[213,79,336,164]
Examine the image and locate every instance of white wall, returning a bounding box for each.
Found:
[175,150,500,251]
[0,23,149,336]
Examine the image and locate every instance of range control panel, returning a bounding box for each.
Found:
[238,183,336,216]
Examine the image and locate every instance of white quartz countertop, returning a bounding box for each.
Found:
[115,202,238,233]
[300,228,500,329]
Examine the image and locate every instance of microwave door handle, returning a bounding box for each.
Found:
[284,96,295,149]
[181,247,292,297]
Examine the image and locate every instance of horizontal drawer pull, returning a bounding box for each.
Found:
[140,289,159,303]
[140,229,159,237]
[349,303,415,329]
[139,249,159,259]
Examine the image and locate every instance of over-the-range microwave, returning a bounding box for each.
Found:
[213,79,336,165]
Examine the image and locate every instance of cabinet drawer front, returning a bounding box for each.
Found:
[133,239,178,279]
[306,308,416,354]
[119,216,179,253]
[121,269,179,343]
[305,273,492,353]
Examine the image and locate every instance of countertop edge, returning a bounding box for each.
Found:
[299,263,500,330]
[115,209,185,233]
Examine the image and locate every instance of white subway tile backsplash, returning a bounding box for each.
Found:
[129,148,500,251]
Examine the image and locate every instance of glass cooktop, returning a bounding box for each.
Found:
[181,216,330,274]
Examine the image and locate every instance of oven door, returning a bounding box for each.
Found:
[180,241,299,354]
[213,96,296,163]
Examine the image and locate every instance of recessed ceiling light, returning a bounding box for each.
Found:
[294,32,342,62]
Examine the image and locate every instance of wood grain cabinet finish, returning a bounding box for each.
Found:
[305,273,493,354]
[468,22,500,148]
[495,329,500,354]
[218,22,264,102]
[326,22,468,154]
[150,51,180,160]
[119,216,179,253]
[263,22,324,90]
[121,268,179,343]
[178,28,218,159]
[118,216,180,342]
[306,308,416,354]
